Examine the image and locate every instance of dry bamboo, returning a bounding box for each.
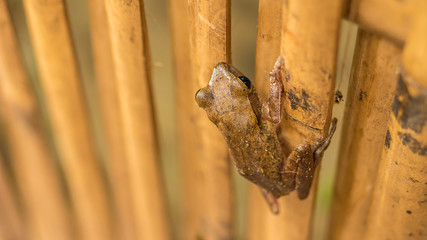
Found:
[0,154,25,240]
[21,0,114,239]
[275,0,344,239]
[167,0,192,238]
[347,0,416,44]
[87,1,136,239]
[363,1,427,239]
[246,0,282,239]
[185,0,233,239]
[102,0,170,239]
[328,30,401,240]
[0,1,74,239]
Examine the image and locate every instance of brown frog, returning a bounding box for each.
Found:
[195,56,337,213]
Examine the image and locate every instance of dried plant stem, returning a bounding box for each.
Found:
[102,0,170,239]
[22,0,114,239]
[328,30,401,240]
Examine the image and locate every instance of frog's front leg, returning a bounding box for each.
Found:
[262,56,285,124]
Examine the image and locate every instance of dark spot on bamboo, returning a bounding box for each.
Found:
[359,90,367,101]
[385,130,391,149]
[397,132,427,156]
[407,210,412,214]
[334,90,343,103]
[392,75,427,133]
[409,232,414,237]
[287,90,299,110]
[409,177,419,183]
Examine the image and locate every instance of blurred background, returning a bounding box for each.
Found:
[3,0,357,239]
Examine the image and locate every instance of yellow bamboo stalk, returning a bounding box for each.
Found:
[328,30,401,240]
[275,0,344,239]
[167,0,192,238]
[347,0,416,44]
[246,0,282,239]
[363,1,427,239]
[0,1,74,239]
[87,1,136,239]
[102,0,170,239]
[0,154,25,240]
[185,0,233,239]
[21,0,114,239]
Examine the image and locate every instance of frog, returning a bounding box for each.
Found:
[195,56,337,213]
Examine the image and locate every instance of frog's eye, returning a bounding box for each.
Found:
[238,76,251,88]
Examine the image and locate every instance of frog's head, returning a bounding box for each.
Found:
[195,62,261,129]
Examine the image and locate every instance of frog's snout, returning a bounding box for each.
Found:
[195,87,213,109]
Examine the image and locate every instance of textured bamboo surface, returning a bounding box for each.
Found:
[328,30,401,240]
[102,0,170,239]
[21,0,114,239]
[184,0,233,239]
[347,0,416,44]
[363,1,427,239]
[0,1,74,239]
[88,0,136,239]
[167,0,192,238]
[246,0,282,239]
[0,154,25,240]
[269,0,344,239]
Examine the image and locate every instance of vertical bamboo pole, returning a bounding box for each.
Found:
[0,1,74,239]
[185,0,233,239]
[167,0,191,238]
[246,0,282,239]
[102,0,170,239]
[328,30,401,240]
[21,1,114,239]
[0,154,25,240]
[87,1,136,239]
[363,2,427,239]
[274,0,344,239]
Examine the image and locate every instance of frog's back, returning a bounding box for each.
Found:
[219,120,286,197]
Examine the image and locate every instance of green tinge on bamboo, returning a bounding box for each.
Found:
[21,0,114,239]
[0,1,74,239]
[246,0,282,239]
[88,0,136,239]
[184,0,233,239]
[102,0,170,239]
[328,30,401,240]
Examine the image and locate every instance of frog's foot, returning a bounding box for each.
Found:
[260,188,280,214]
[313,118,338,166]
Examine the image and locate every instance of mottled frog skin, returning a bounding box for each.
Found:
[195,57,337,213]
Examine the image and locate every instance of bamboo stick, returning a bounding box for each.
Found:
[87,1,136,239]
[363,2,427,239]
[167,0,192,238]
[21,1,114,239]
[246,0,282,239]
[275,0,344,239]
[102,0,170,239]
[328,30,401,240]
[0,1,74,239]
[0,153,25,240]
[347,0,416,44]
[185,0,233,239]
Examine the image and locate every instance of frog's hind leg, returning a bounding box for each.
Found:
[293,144,315,200]
[260,188,280,214]
[313,118,338,167]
